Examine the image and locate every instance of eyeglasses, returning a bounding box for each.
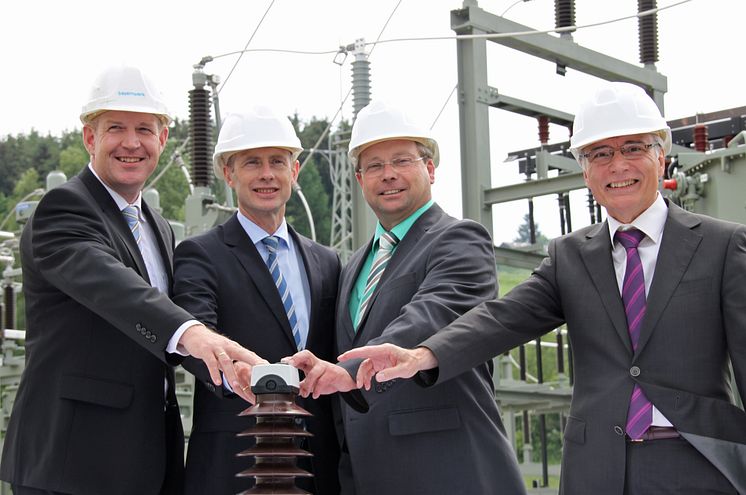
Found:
[357,156,425,176]
[580,143,659,167]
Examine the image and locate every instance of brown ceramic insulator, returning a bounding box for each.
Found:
[238,459,313,478]
[238,418,313,438]
[238,441,314,458]
[693,123,708,152]
[538,116,550,145]
[239,395,314,417]
[239,477,311,495]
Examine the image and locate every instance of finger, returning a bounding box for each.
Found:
[376,361,412,382]
[299,361,324,397]
[356,359,374,390]
[202,353,222,385]
[217,350,239,387]
[338,344,387,362]
[236,382,256,404]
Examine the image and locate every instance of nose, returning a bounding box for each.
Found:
[381,162,399,180]
[607,150,629,171]
[122,129,141,149]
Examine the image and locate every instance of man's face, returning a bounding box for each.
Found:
[223,147,298,224]
[83,111,167,203]
[355,139,435,230]
[581,133,665,224]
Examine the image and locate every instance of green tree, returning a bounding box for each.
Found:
[514,212,549,249]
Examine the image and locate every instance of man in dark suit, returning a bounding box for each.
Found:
[342,83,746,494]
[0,66,261,495]
[172,107,341,495]
[286,101,524,495]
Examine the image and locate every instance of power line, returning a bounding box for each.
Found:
[217,0,276,95]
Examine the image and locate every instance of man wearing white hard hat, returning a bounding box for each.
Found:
[172,106,341,495]
[285,100,525,495]
[0,66,263,495]
[340,82,746,494]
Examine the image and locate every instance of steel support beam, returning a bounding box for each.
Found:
[484,172,586,206]
[455,23,493,233]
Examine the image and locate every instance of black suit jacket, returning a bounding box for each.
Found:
[335,204,525,495]
[0,166,192,495]
[172,213,341,495]
[419,201,746,494]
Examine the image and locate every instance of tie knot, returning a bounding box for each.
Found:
[262,235,280,253]
[379,231,399,251]
[615,228,645,250]
[122,205,139,225]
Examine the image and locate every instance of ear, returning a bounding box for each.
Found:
[222,163,234,187]
[656,152,666,179]
[158,126,169,151]
[355,171,364,188]
[82,125,96,155]
[291,159,300,184]
[426,160,435,184]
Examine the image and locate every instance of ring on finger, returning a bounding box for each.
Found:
[217,351,229,358]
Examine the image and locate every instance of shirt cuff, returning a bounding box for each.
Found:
[167,320,201,356]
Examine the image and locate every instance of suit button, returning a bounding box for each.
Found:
[207,383,216,392]
[150,335,157,343]
[145,331,152,338]
[375,385,384,393]
[614,425,625,436]
[136,323,142,331]
[630,366,641,377]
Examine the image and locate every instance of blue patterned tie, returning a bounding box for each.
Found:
[356,231,399,329]
[262,236,302,350]
[122,205,143,251]
[615,228,653,440]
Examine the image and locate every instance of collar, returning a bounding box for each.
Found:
[373,199,434,246]
[607,192,667,245]
[237,211,290,248]
[87,163,142,214]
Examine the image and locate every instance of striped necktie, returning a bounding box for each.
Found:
[262,236,302,350]
[356,231,399,329]
[122,205,143,251]
[615,228,653,440]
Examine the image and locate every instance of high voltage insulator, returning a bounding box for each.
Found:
[189,88,213,188]
[638,0,659,65]
[351,39,371,120]
[555,0,576,33]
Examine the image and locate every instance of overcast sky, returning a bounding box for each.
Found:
[1,0,742,244]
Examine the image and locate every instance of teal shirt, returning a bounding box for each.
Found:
[349,199,435,327]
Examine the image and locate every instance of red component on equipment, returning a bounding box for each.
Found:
[662,178,678,190]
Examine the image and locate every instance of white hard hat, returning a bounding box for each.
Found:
[80,65,172,126]
[213,106,303,179]
[569,82,671,161]
[348,101,440,168]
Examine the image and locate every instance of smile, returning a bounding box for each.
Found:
[608,179,638,189]
[117,157,143,163]
[255,188,278,193]
[381,189,403,196]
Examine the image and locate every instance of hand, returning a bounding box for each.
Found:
[338,344,439,389]
[282,350,357,399]
[178,324,266,390]
[232,360,269,404]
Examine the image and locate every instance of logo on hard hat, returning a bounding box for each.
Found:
[117,91,146,97]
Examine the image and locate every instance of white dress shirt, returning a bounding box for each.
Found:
[606,192,673,427]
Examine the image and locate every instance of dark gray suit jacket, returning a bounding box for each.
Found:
[173,213,341,495]
[336,204,525,495]
[418,201,746,494]
[1,166,191,495]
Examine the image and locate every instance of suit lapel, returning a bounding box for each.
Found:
[79,167,151,282]
[222,214,297,349]
[637,202,702,354]
[290,228,319,349]
[352,204,442,343]
[580,221,631,351]
[340,242,371,344]
[141,201,173,280]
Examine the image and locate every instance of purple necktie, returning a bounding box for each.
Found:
[615,228,653,440]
